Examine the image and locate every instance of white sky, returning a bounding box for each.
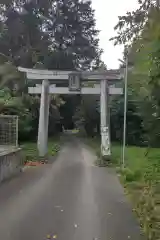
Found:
[92,0,139,69]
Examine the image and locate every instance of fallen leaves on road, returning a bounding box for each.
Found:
[46,234,57,239]
[107,212,112,215]
[25,160,48,167]
[54,205,64,212]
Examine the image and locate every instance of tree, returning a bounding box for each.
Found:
[0,53,21,88]
[0,0,101,70]
[0,87,33,139]
[110,2,160,147]
[0,0,50,67]
[46,0,101,70]
[110,0,159,46]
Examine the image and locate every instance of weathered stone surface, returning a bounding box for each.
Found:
[0,148,23,183]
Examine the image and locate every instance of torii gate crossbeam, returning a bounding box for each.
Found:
[18,67,124,158]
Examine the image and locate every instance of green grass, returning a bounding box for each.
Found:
[87,138,160,240]
[21,137,61,163]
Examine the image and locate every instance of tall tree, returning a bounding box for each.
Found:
[0,0,101,70]
[44,0,102,70]
[0,0,50,67]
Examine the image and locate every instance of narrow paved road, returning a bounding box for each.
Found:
[0,138,143,240]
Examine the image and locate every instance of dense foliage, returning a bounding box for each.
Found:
[107,1,160,147]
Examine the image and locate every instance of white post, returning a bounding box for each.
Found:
[100,79,111,157]
[37,79,50,157]
[122,55,128,167]
[15,115,18,147]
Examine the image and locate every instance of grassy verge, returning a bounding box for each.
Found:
[87,138,160,240]
[21,137,61,163]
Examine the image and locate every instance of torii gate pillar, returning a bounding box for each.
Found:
[38,79,50,157]
[100,79,111,156]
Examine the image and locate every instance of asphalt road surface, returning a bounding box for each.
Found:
[0,139,143,240]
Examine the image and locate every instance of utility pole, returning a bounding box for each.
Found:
[119,47,129,168]
[122,52,128,168]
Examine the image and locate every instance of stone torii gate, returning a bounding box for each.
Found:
[18,67,123,157]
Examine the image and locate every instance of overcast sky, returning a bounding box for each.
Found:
[91,0,139,69]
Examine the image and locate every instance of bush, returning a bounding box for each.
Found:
[120,167,142,182]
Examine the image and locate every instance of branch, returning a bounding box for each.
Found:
[110,0,155,45]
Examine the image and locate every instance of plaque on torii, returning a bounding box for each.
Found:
[68,72,81,91]
[18,67,124,158]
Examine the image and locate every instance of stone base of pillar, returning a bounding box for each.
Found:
[101,127,111,157]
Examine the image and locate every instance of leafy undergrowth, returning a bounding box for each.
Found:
[87,138,160,240]
[21,137,61,164]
